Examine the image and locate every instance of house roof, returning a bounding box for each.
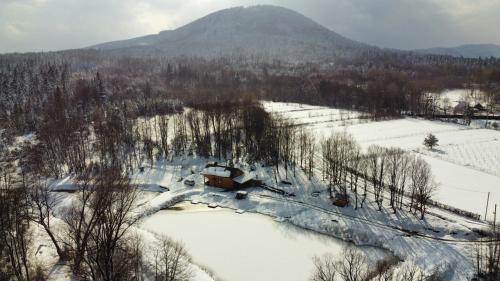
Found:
[201,166,231,177]
[233,172,255,184]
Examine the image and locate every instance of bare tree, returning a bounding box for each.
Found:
[397,154,412,210]
[390,262,427,281]
[28,176,65,260]
[321,133,357,198]
[367,145,387,211]
[311,248,430,281]
[311,254,337,281]
[158,115,170,158]
[474,222,500,280]
[349,147,362,210]
[84,167,139,281]
[153,236,193,281]
[337,247,368,281]
[311,247,368,281]
[171,114,188,156]
[62,167,105,275]
[307,134,316,180]
[359,158,369,208]
[409,158,436,219]
[386,148,405,213]
[127,233,145,281]
[0,168,32,281]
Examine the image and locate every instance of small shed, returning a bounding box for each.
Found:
[333,194,349,207]
[235,191,248,200]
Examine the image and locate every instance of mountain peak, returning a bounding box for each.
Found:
[90,5,369,61]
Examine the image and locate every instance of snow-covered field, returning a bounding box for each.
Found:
[263,101,500,221]
[41,151,486,281]
[29,101,499,281]
[133,157,482,281]
[263,102,369,128]
[142,204,388,281]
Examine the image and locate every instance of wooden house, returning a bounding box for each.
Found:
[201,164,255,190]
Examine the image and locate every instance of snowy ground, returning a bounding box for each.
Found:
[28,101,500,281]
[39,151,490,281]
[263,101,500,222]
[142,204,388,281]
[131,155,491,281]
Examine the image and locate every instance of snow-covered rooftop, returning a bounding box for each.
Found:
[233,172,255,184]
[201,166,231,177]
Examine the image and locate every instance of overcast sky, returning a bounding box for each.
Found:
[1,0,499,53]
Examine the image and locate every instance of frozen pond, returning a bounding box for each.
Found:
[141,203,390,281]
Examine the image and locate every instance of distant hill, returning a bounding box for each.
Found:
[89,5,373,61]
[89,5,500,61]
[415,44,500,58]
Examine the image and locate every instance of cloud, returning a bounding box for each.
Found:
[0,0,499,53]
[264,0,500,49]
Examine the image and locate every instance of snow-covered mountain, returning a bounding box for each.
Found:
[415,44,500,58]
[90,5,372,61]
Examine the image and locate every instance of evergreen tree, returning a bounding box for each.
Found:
[423,133,438,150]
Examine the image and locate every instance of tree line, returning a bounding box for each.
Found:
[1,48,497,281]
[311,246,447,281]
[1,50,499,139]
